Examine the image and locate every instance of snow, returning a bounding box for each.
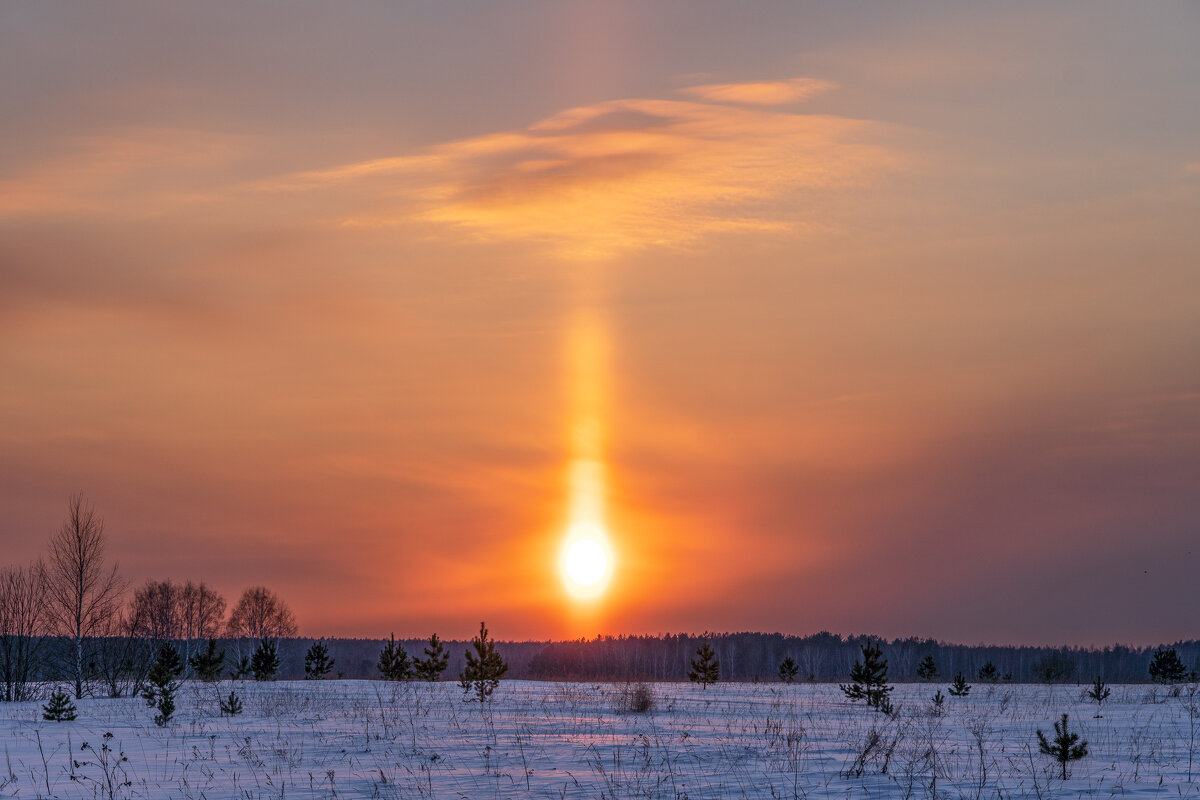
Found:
[2,680,1198,798]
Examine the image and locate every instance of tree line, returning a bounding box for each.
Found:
[524,632,1199,684]
[0,494,299,702]
[5,495,1197,698]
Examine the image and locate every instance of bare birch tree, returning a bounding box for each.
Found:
[226,586,297,641]
[0,561,49,701]
[179,581,226,665]
[131,579,183,642]
[42,493,126,698]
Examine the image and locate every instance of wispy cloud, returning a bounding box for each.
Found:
[267,89,900,257]
[679,77,835,105]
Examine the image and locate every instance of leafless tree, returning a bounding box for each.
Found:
[0,561,49,701]
[93,604,154,698]
[131,579,183,642]
[42,493,126,698]
[227,586,297,642]
[179,580,226,659]
[130,578,226,671]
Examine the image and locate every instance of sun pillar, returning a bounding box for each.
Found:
[561,309,614,599]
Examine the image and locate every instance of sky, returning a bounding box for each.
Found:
[2,2,1198,646]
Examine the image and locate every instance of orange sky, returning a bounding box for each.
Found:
[2,3,1198,645]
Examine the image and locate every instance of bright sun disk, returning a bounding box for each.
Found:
[562,523,612,597]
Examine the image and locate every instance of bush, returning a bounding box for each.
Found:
[617,683,655,713]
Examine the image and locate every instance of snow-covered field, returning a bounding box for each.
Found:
[2,680,1199,798]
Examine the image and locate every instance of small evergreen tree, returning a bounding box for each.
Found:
[977,661,999,682]
[142,643,184,726]
[304,640,334,680]
[948,672,971,697]
[189,639,226,682]
[688,640,720,689]
[1148,647,1189,684]
[251,638,280,681]
[1037,713,1088,780]
[778,656,799,684]
[230,654,252,680]
[931,689,945,714]
[43,690,78,721]
[839,639,892,712]
[378,633,413,681]
[460,621,508,702]
[1086,676,1111,716]
[1035,653,1075,684]
[219,690,244,716]
[916,655,939,682]
[413,633,450,682]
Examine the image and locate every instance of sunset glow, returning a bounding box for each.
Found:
[2,3,1198,644]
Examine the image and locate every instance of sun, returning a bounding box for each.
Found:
[561,522,613,599]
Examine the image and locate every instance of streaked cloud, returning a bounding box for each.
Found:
[680,77,835,105]
[270,90,899,257]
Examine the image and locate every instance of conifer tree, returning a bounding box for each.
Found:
[916,655,939,682]
[778,656,799,684]
[1037,713,1088,780]
[948,672,971,697]
[413,633,450,682]
[378,633,413,681]
[460,621,508,702]
[688,639,720,689]
[250,638,280,681]
[304,640,334,680]
[1148,647,1189,684]
[230,654,252,680]
[219,690,244,716]
[43,689,78,721]
[977,661,999,682]
[142,643,183,726]
[1086,676,1111,716]
[931,689,945,714]
[189,638,225,682]
[839,639,892,711]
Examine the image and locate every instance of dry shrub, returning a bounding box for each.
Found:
[617,683,655,713]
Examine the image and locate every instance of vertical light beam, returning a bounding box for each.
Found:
[561,309,614,599]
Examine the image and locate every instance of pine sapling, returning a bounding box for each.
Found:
[43,690,78,721]
[688,640,720,689]
[1087,677,1111,717]
[219,690,244,716]
[460,621,508,702]
[977,662,999,683]
[378,633,413,681]
[304,640,334,680]
[413,633,450,682]
[142,643,183,726]
[1149,647,1190,685]
[1037,713,1088,780]
[251,638,280,681]
[230,654,252,680]
[839,639,893,712]
[948,672,971,697]
[916,655,939,682]
[189,639,225,682]
[778,656,799,684]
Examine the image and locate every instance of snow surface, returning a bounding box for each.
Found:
[2,680,1199,798]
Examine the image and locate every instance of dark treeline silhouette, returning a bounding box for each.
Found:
[7,632,1198,684]
[520,632,1200,684]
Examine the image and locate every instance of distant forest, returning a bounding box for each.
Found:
[205,632,1199,684]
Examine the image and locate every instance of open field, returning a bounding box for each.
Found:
[2,680,1199,799]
